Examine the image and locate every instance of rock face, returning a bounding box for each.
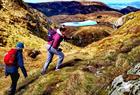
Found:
[109,63,140,95]
[113,15,127,29]
[28,1,117,17]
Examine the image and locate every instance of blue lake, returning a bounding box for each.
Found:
[62,20,97,27]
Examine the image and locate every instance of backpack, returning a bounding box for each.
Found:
[47,29,56,42]
[4,49,17,66]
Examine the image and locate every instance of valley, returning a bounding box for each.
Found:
[0,0,140,95]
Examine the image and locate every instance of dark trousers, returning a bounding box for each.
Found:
[8,73,19,95]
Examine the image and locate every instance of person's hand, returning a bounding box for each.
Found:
[57,48,62,52]
[70,36,74,40]
[24,74,28,78]
[5,72,8,78]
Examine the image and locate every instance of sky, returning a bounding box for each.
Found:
[23,0,140,9]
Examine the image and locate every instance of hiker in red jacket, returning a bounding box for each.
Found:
[5,42,28,95]
[41,25,67,75]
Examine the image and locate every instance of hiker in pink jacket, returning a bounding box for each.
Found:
[41,26,66,75]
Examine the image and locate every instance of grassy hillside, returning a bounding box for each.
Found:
[18,11,140,95]
[0,1,81,94]
[0,11,139,95]
[0,0,48,49]
[1,0,140,95]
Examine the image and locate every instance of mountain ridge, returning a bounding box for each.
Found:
[27,1,118,17]
[120,6,140,14]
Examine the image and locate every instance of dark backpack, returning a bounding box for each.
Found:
[4,49,17,66]
[47,29,56,42]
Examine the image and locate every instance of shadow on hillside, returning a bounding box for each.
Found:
[42,80,63,95]
[4,73,40,95]
[50,58,83,71]
[15,74,39,95]
[10,58,83,94]
[66,29,110,47]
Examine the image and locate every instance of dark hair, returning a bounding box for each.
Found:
[60,25,66,31]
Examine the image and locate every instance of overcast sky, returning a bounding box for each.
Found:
[23,0,140,9]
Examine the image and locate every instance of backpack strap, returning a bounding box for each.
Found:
[48,40,54,51]
[14,49,18,66]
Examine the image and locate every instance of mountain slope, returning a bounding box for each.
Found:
[22,11,140,95]
[1,0,140,95]
[0,11,138,95]
[28,1,118,17]
[0,0,49,48]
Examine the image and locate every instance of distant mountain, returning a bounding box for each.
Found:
[120,6,140,14]
[27,1,118,17]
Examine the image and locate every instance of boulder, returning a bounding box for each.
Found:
[113,15,126,29]
[27,49,41,59]
[109,63,140,95]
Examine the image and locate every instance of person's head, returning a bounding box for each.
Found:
[16,42,24,49]
[59,25,66,35]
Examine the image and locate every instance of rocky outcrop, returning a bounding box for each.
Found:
[113,15,127,29]
[109,63,140,95]
[113,13,135,29]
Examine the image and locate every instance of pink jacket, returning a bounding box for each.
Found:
[48,33,63,49]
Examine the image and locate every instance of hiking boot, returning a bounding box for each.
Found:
[41,71,46,75]
[55,69,60,71]
[6,89,15,95]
